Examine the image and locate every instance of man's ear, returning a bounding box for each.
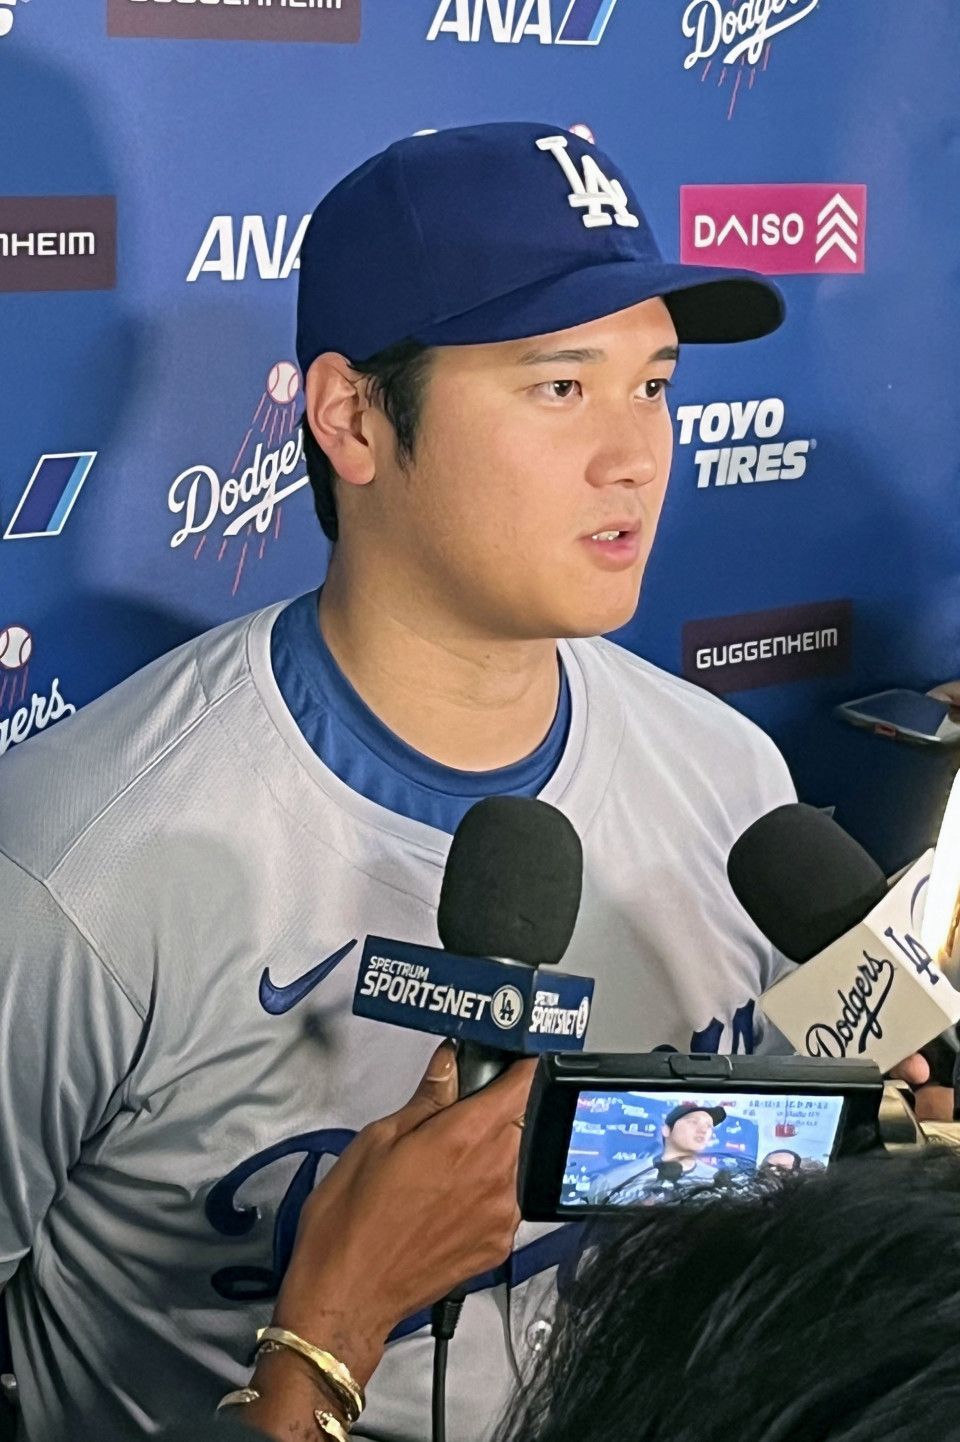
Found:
[304,353,377,489]
[661,1125,669,1142]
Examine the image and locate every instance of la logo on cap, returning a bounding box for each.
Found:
[536,135,640,230]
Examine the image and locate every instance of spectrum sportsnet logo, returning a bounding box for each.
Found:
[676,398,814,489]
[167,362,310,594]
[681,184,865,275]
[427,0,621,45]
[107,0,361,43]
[683,599,852,694]
[0,625,76,757]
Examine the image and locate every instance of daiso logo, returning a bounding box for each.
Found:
[680,183,866,275]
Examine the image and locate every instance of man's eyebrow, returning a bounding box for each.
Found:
[515,344,681,366]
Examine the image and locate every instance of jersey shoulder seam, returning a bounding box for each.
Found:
[0,847,148,1022]
[51,664,250,876]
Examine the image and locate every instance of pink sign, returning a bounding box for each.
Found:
[680,183,866,275]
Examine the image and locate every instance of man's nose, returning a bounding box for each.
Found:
[583,415,663,490]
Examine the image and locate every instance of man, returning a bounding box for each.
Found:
[760,1148,803,1173]
[590,1104,727,1204]
[0,121,923,1441]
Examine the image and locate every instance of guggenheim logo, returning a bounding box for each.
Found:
[107,0,361,43]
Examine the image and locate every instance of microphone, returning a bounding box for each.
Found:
[922,769,960,985]
[353,796,591,1092]
[728,803,960,1073]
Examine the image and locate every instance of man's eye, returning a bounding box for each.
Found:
[643,379,673,401]
[537,380,581,400]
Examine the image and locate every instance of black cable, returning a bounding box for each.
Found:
[431,1336,448,1442]
[431,1294,465,1442]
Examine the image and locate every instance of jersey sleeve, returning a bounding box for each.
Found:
[0,850,144,1283]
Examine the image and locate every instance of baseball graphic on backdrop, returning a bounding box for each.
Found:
[267,362,300,405]
[0,14,12,40]
[0,626,33,671]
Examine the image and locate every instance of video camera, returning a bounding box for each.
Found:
[519,1052,959,1220]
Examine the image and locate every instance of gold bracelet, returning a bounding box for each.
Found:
[256,1326,365,1425]
[216,1387,260,1412]
[315,1409,350,1442]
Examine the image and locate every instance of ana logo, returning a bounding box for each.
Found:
[682,1,822,118]
[107,0,361,43]
[676,398,814,489]
[3,452,96,540]
[167,362,309,595]
[681,184,865,274]
[536,135,638,230]
[187,214,311,284]
[0,626,76,757]
[683,599,853,694]
[0,197,117,293]
[428,0,621,45]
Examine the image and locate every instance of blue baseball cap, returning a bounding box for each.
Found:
[296,120,784,377]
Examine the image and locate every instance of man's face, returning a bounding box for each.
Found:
[665,1110,715,1156]
[366,297,678,640]
[763,1151,799,1172]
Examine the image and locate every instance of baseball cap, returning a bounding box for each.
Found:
[664,1103,727,1129]
[296,120,784,379]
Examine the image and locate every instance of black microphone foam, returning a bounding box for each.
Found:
[437,796,583,966]
[727,802,888,964]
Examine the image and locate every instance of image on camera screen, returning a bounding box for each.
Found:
[561,1090,846,1207]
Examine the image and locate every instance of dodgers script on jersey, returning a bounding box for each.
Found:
[0,602,795,1441]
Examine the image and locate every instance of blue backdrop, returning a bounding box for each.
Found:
[2,0,958,870]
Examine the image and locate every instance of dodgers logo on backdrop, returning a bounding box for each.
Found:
[427,0,621,45]
[675,397,815,489]
[0,625,77,756]
[681,184,866,274]
[167,362,310,595]
[681,1,823,118]
[3,453,96,540]
[107,0,361,44]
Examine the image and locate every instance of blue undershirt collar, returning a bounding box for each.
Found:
[270,590,571,836]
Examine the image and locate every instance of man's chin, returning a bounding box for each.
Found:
[555,592,645,641]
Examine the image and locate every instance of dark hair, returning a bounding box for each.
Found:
[301,339,435,542]
[506,1149,960,1442]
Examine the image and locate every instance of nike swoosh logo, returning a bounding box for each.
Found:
[259,939,358,1016]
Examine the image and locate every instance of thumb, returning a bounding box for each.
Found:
[397,1041,460,1128]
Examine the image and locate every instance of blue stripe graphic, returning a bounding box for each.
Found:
[4,452,96,539]
[556,0,620,44]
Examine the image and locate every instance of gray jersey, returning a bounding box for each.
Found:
[0,603,795,1441]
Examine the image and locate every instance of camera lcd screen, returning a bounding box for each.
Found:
[562,1089,847,1207]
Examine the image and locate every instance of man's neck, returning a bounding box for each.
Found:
[660,1143,697,1172]
[317,557,561,772]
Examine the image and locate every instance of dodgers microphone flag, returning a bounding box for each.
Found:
[354,936,594,1054]
[760,849,960,1072]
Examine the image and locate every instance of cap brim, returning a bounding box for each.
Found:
[414,259,784,348]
